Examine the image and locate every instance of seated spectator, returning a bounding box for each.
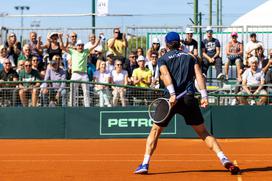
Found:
[111,59,128,107]
[256,46,271,74]
[41,55,67,107]
[182,27,198,57]
[146,51,159,89]
[0,58,19,106]
[245,32,263,64]
[132,55,152,88]
[93,61,112,107]
[31,56,46,79]
[16,60,25,74]
[18,60,41,107]
[137,47,145,57]
[0,45,16,68]
[265,66,272,104]
[238,57,267,105]
[123,51,138,85]
[4,32,21,65]
[225,32,243,80]
[105,51,115,73]
[147,37,160,61]
[18,44,32,62]
[201,26,224,79]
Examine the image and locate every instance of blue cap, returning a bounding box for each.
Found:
[165,32,180,43]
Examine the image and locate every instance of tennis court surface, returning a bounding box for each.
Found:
[0,138,271,180]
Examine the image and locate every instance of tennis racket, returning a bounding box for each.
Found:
[148,90,187,124]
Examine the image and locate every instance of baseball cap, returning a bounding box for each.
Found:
[94,46,103,52]
[76,39,84,46]
[249,56,258,64]
[231,32,238,37]
[250,32,256,37]
[152,37,160,44]
[50,32,58,38]
[106,51,114,57]
[206,26,213,33]
[185,27,194,34]
[137,55,145,62]
[8,32,16,37]
[165,32,180,44]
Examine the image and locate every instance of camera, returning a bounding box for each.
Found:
[117,32,123,40]
[99,34,106,41]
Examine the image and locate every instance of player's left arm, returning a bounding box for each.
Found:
[194,61,208,108]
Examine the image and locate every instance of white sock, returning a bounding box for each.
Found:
[217,151,228,160]
[142,155,150,165]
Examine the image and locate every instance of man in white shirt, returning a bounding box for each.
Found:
[238,56,267,105]
[245,33,263,65]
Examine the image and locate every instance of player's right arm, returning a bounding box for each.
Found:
[159,65,176,106]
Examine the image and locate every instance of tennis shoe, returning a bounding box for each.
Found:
[221,158,241,175]
[134,164,149,174]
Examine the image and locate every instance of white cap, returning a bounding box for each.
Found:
[50,32,58,38]
[76,39,84,46]
[106,51,114,57]
[137,55,145,62]
[94,46,103,52]
[249,56,258,64]
[185,27,194,34]
[206,26,213,32]
[152,37,160,44]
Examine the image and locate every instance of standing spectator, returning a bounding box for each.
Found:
[18,60,41,107]
[238,57,267,105]
[147,37,160,61]
[0,58,19,106]
[28,32,43,61]
[123,51,138,85]
[225,32,243,80]
[137,47,145,57]
[85,33,104,67]
[107,27,128,61]
[41,55,67,107]
[0,45,16,68]
[93,61,112,107]
[182,27,198,57]
[146,51,159,89]
[37,32,62,61]
[4,32,21,66]
[60,34,98,107]
[201,26,224,79]
[111,59,128,107]
[68,32,78,49]
[18,44,32,61]
[245,33,263,62]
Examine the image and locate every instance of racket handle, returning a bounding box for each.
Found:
[176,90,187,100]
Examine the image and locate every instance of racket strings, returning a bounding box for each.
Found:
[150,99,170,122]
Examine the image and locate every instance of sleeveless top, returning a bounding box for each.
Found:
[228,41,241,54]
[47,42,62,60]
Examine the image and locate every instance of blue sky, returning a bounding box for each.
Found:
[0,0,268,29]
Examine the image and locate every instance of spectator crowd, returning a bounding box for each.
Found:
[0,26,271,107]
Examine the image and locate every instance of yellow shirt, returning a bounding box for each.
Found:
[107,38,126,57]
[132,68,152,88]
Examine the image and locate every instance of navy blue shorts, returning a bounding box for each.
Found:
[155,95,204,127]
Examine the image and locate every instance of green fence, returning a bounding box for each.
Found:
[0,106,271,138]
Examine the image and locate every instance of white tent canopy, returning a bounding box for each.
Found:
[231,0,272,31]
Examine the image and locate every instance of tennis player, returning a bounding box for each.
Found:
[134,32,240,175]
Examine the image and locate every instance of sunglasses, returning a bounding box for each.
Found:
[116,64,122,66]
[114,32,120,34]
[4,62,11,65]
[25,65,31,67]
[71,35,77,38]
[32,59,38,61]
[54,58,61,60]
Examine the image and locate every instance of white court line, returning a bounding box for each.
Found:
[0,153,272,156]
[0,159,271,162]
[234,160,243,181]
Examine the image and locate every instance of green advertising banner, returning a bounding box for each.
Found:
[99,110,176,136]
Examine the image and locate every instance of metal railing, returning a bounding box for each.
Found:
[0,80,271,107]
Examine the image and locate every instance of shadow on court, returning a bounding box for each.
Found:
[241,166,272,173]
[148,169,227,175]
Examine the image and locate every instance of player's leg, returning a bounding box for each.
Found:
[192,123,240,175]
[134,124,164,174]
